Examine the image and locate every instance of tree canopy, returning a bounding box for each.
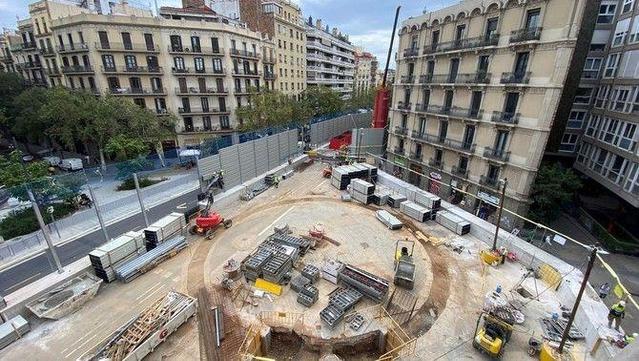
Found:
[529,163,583,223]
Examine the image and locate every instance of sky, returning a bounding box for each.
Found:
[0,0,458,69]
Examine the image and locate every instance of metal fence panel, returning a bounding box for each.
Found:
[267,135,279,170]
[198,155,221,180]
[238,142,257,182]
[220,146,241,188]
[254,138,269,176]
[310,123,320,145]
[288,130,298,156]
[278,132,289,161]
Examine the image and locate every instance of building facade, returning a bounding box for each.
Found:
[569,0,639,208]
[305,18,355,98]
[238,0,306,97]
[388,0,593,215]
[354,50,378,95]
[2,0,276,147]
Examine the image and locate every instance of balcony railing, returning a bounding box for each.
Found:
[45,67,60,75]
[230,48,260,58]
[264,73,276,80]
[409,152,422,161]
[403,48,419,58]
[232,69,260,76]
[491,111,520,125]
[175,87,228,94]
[109,87,166,95]
[397,101,412,110]
[58,43,89,53]
[509,27,542,43]
[483,147,510,162]
[167,45,223,54]
[22,41,36,50]
[581,70,599,79]
[263,56,276,63]
[178,107,229,114]
[451,166,469,178]
[393,147,405,155]
[428,158,444,169]
[501,71,531,84]
[423,34,500,55]
[416,104,483,120]
[394,126,408,135]
[39,48,55,56]
[96,43,160,52]
[61,65,94,73]
[480,175,500,189]
[102,66,163,74]
[412,132,475,153]
[400,75,415,84]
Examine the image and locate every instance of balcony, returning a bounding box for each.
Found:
[409,152,422,161]
[178,107,229,115]
[480,175,500,189]
[179,126,233,134]
[400,75,415,84]
[39,48,56,57]
[175,87,228,95]
[21,61,42,69]
[102,66,163,74]
[501,71,530,84]
[61,65,94,74]
[45,67,60,76]
[264,72,276,80]
[428,158,444,169]
[393,147,405,156]
[509,27,542,43]
[412,132,475,153]
[94,42,161,52]
[394,126,408,135]
[109,87,166,95]
[232,69,260,77]
[263,56,276,63]
[416,104,483,120]
[403,48,419,58]
[57,43,89,53]
[396,101,412,111]
[22,42,36,50]
[423,34,500,55]
[491,111,519,125]
[172,67,226,75]
[230,48,260,59]
[483,147,510,162]
[451,166,469,178]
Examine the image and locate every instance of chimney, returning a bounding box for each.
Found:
[316,19,322,30]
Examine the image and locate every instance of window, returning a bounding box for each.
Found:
[107,77,120,90]
[121,32,132,50]
[623,0,634,13]
[583,58,602,79]
[485,17,498,40]
[154,98,167,113]
[598,4,616,24]
[144,33,155,51]
[574,87,593,104]
[613,18,630,47]
[455,24,466,41]
[174,57,185,71]
[194,57,205,72]
[494,130,509,152]
[101,55,115,70]
[567,111,587,129]
[170,35,182,52]
[98,31,109,49]
[604,53,620,78]
[211,37,220,53]
[213,58,222,73]
[124,55,137,70]
[610,86,632,112]
[203,116,212,130]
[504,92,519,115]
[191,36,201,52]
[525,9,541,29]
[560,133,579,152]
[595,86,610,108]
[220,115,230,129]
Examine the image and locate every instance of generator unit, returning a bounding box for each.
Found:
[436,210,471,235]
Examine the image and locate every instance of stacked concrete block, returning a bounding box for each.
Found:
[297,293,316,307]
[329,287,363,312]
[270,233,311,256]
[301,264,320,283]
[399,201,431,222]
[387,194,407,208]
[261,253,292,284]
[320,304,344,328]
[321,259,344,284]
[243,249,273,281]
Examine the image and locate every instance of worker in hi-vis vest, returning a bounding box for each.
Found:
[608,300,626,331]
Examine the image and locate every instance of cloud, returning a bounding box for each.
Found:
[349,28,398,70]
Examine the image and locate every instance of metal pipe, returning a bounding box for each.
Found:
[133,173,150,227]
[28,189,63,273]
[87,183,109,242]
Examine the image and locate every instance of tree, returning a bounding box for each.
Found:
[346,88,375,110]
[0,73,25,116]
[121,100,177,166]
[0,150,49,201]
[10,87,50,150]
[105,134,148,161]
[236,89,293,130]
[529,163,583,223]
[40,87,94,153]
[300,86,344,117]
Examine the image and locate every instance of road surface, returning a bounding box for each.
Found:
[0,189,200,294]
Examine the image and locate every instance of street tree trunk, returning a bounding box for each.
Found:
[156,142,165,167]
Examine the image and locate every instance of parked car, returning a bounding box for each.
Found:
[58,158,84,171]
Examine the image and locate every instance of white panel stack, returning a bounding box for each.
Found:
[0,315,30,350]
[436,211,471,235]
[89,231,147,282]
[415,190,441,210]
[351,179,375,195]
[144,212,186,250]
[399,201,431,222]
[387,194,408,208]
[372,184,392,206]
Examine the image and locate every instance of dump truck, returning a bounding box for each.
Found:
[393,240,415,290]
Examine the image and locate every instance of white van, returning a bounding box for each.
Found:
[58,158,84,171]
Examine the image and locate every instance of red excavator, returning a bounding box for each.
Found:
[190,171,232,239]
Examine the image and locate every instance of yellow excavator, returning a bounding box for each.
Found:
[472,311,514,358]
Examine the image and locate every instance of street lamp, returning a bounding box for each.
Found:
[491,178,508,251]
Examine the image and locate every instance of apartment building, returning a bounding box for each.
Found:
[238,0,306,97]
[388,0,595,215]
[354,50,378,95]
[305,18,355,98]
[2,0,275,147]
[568,0,639,208]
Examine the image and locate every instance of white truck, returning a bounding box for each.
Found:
[58,158,83,171]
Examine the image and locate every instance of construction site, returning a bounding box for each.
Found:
[0,151,636,361]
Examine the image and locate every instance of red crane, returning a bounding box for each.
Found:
[372,6,401,130]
